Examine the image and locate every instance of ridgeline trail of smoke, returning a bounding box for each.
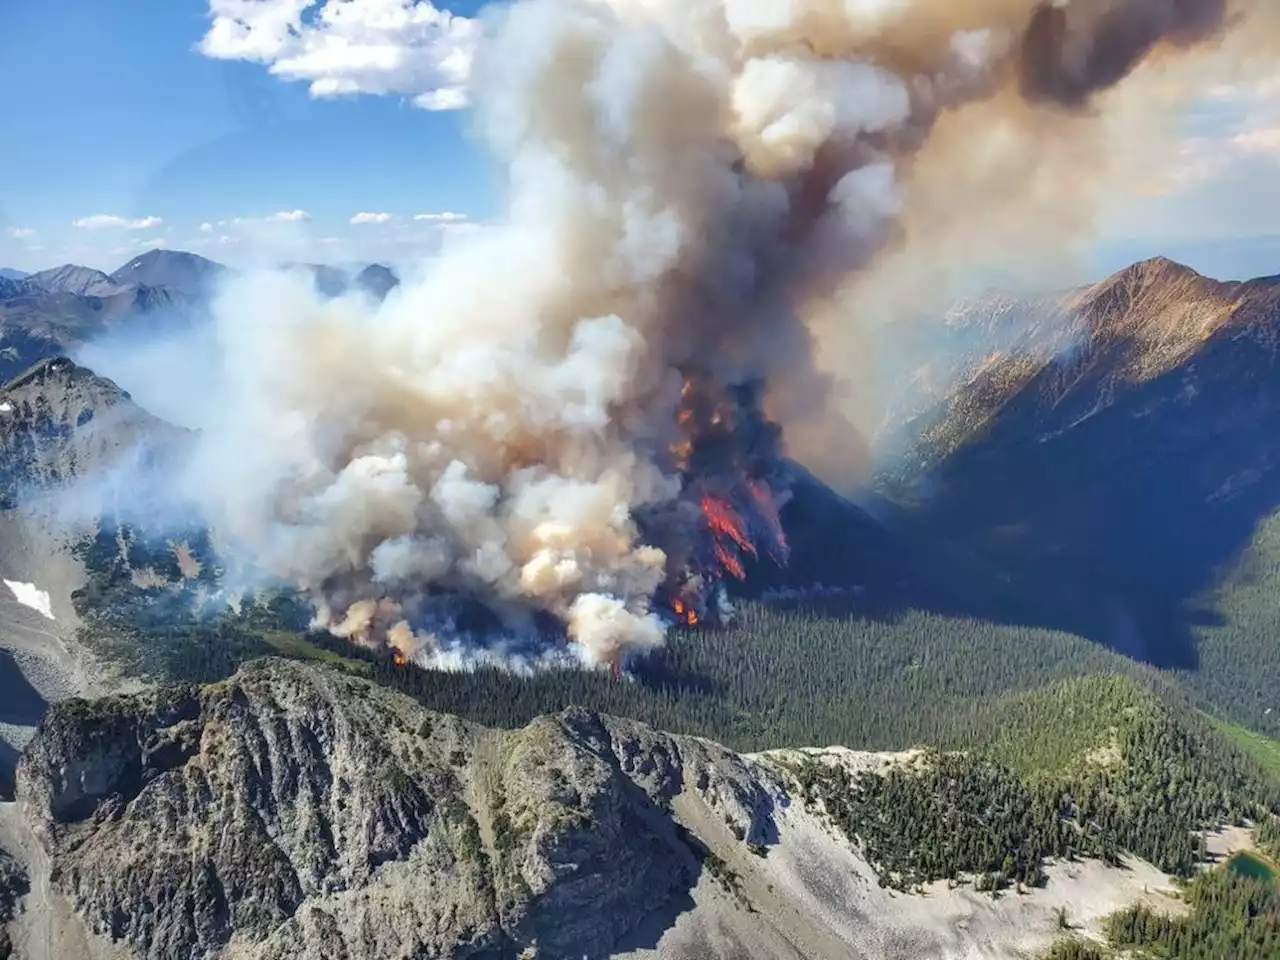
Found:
[115,0,1274,672]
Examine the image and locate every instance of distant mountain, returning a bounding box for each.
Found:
[355,263,401,300]
[26,264,124,298]
[0,276,37,300]
[109,249,226,298]
[0,269,26,282]
[284,261,401,299]
[0,279,195,383]
[296,262,350,298]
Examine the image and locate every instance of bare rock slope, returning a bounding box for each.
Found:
[15,658,776,960]
[0,357,187,508]
[8,658,1184,960]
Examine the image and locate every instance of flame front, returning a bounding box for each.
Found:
[657,371,792,627]
[699,491,753,581]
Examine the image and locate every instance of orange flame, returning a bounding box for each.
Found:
[671,596,701,626]
[392,651,407,667]
[699,491,756,581]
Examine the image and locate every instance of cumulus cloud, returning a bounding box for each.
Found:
[350,211,394,225]
[1144,80,1280,196]
[413,211,467,222]
[6,227,35,239]
[215,210,312,228]
[199,0,480,111]
[199,222,214,232]
[72,214,165,230]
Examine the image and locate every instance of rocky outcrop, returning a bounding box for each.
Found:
[15,659,782,960]
[0,357,188,507]
[0,845,28,959]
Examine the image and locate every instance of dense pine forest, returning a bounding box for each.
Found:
[783,679,1278,893]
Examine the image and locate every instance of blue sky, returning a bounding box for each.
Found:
[0,0,495,272]
[2,0,1279,277]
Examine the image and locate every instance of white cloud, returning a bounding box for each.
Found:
[413,211,467,222]
[1135,79,1280,199]
[218,210,311,226]
[199,222,214,232]
[198,0,480,111]
[72,214,165,230]
[6,227,35,239]
[350,211,394,225]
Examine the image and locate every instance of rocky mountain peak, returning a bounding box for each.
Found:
[25,265,124,298]
[0,357,185,507]
[109,250,225,299]
[14,657,779,960]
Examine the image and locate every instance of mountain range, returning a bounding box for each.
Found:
[0,252,1276,958]
[0,250,403,384]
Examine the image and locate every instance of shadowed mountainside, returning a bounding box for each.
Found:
[886,258,1280,685]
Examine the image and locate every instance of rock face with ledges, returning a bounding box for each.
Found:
[15,658,780,960]
[0,357,186,508]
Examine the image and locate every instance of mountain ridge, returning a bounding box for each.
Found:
[24,266,123,299]
[107,249,225,299]
[0,250,405,383]
[881,253,1280,736]
[8,656,1251,960]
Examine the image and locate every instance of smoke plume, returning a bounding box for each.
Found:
[148,0,1274,671]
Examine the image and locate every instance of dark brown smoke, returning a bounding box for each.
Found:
[1019,0,1230,107]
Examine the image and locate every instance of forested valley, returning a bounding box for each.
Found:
[67,511,1280,958]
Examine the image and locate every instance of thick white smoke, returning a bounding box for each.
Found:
[146,0,1275,671]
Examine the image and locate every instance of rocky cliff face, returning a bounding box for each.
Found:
[6,658,1201,960]
[15,659,777,960]
[0,846,28,959]
[0,357,187,508]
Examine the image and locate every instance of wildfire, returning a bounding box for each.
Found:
[392,650,407,667]
[671,596,700,626]
[700,491,754,565]
[659,369,793,628]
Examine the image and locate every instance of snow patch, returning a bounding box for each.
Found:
[3,580,55,620]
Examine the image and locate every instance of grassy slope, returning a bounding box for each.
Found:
[259,630,373,678]
[1203,713,1280,782]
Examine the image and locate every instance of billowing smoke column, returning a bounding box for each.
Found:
[187,0,1267,673]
